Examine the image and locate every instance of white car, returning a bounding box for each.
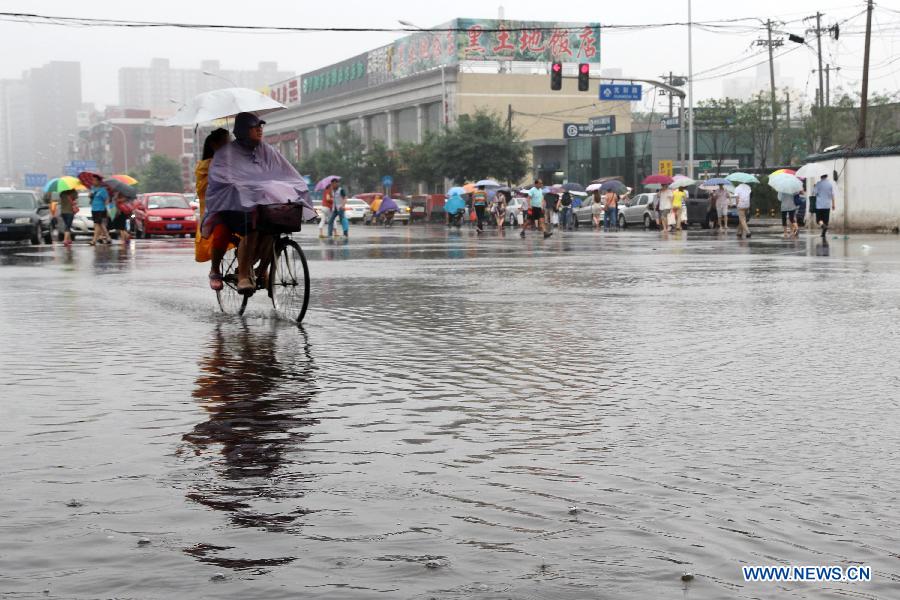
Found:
[344,198,370,223]
[70,193,95,238]
[505,197,528,225]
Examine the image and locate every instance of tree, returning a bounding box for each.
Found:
[295,125,365,192]
[135,154,183,192]
[434,109,528,184]
[359,141,399,192]
[398,133,443,192]
[694,98,739,173]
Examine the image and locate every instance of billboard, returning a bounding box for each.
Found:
[455,19,600,63]
[301,53,370,103]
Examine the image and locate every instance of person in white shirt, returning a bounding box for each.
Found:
[711,185,730,231]
[734,183,752,238]
[813,174,836,237]
[656,188,673,233]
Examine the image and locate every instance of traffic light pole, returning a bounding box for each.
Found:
[560,74,685,100]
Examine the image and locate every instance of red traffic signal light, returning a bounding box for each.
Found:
[578,63,590,92]
[550,61,562,91]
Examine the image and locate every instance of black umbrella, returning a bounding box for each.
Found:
[562,182,585,193]
[105,178,137,199]
[599,180,627,194]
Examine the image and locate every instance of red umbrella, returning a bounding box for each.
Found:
[78,171,103,188]
[642,174,674,186]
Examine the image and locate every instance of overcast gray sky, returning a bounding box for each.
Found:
[1,0,896,111]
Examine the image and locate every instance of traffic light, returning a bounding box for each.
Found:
[550,62,562,91]
[578,63,590,92]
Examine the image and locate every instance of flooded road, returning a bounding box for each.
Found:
[2,226,899,599]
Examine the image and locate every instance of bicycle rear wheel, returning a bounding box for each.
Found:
[269,238,310,323]
[216,247,248,316]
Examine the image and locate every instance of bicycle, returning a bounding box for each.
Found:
[216,232,310,323]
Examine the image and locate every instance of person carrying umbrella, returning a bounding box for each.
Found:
[327,178,349,238]
[712,184,729,231]
[202,112,313,295]
[780,190,799,238]
[58,189,78,247]
[557,190,573,231]
[734,183,752,239]
[603,187,618,232]
[472,185,488,233]
[86,174,111,246]
[317,175,338,238]
[813,174,835,238]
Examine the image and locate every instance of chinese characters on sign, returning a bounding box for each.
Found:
[563,116,616,138]
[456,19,601,63]
[300,54,369,103]
[268,76,302,106]
[599,84,642,101]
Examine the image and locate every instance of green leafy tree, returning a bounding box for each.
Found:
[295,125,366,193]
[434,109,528,184]
[135,154,183,192]
[398,133,443,192]
[359,141,399,191]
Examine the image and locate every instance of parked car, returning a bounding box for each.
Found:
[343,198,370,223]
[684,193,750,228]
[131,193,196,238]
[0,190,52,244]
[618,192,658,229]
[572,195,602,228]
[505,196,528,225]
[69,193,95,238]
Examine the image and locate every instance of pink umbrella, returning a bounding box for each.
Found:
[642,174,674,186]
[315,175,341,192]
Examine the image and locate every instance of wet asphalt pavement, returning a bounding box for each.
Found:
[1,225,899,600]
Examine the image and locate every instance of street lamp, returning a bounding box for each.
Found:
[687,0,694,180]
[108,124,128,172]
[202,70,238,87]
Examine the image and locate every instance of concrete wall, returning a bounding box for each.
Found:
[457,73,632,142]
[804,155,900,231]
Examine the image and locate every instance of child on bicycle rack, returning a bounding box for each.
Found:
[201,112,315,295]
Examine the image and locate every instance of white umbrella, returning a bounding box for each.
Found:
[165,87,286,126]
[669,176,697,189]
[474,179,500,187]
[767,173,803,194]
[796,162,832,179]
[585,183,602,192]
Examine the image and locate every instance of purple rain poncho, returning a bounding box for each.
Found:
[375,196,399,216]
[201,140,315,237]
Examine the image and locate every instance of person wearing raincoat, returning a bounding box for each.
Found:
[194,128,231,289]
[444,190,466,227]
[375,195,399,226]
[202,112,313,295]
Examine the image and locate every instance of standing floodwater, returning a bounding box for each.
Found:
[1,227,898,599]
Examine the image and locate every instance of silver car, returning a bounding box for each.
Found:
[618,193,658,229]
[571,195,602,228]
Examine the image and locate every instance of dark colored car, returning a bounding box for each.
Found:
[685,192,752,228]
[0,190,52,244]
[131,193,196,238]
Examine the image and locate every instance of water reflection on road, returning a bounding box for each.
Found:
[1,227,899,599]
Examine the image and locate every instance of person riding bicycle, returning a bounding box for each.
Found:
[202,112,314,295]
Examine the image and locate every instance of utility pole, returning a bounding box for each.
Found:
[507,103,512,136]
[766,19,779,165]
[687,0,694,179]
[815,13,824,127]
[668,71,674,117]
[857,0,874,148]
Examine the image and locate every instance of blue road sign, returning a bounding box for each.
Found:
[381,175,394,187]
[24,173,48,188]
[63,160,98,177]
[599,84,642,101]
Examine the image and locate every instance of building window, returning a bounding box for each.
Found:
[368,113,388,144]
[397,107,418,143]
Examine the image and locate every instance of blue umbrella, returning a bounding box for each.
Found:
[599,180,626,193]
[447,186,466,196]
[701,177,731,186]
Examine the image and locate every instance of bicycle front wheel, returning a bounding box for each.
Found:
[216,246,248,316]
[269,238,310,323]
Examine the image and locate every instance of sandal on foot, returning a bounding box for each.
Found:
[237,277,255,295]
[208,272,224,291]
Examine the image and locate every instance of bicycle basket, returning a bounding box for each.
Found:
[259,202,303,234]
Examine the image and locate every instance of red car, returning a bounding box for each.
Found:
[132,193,197,238]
